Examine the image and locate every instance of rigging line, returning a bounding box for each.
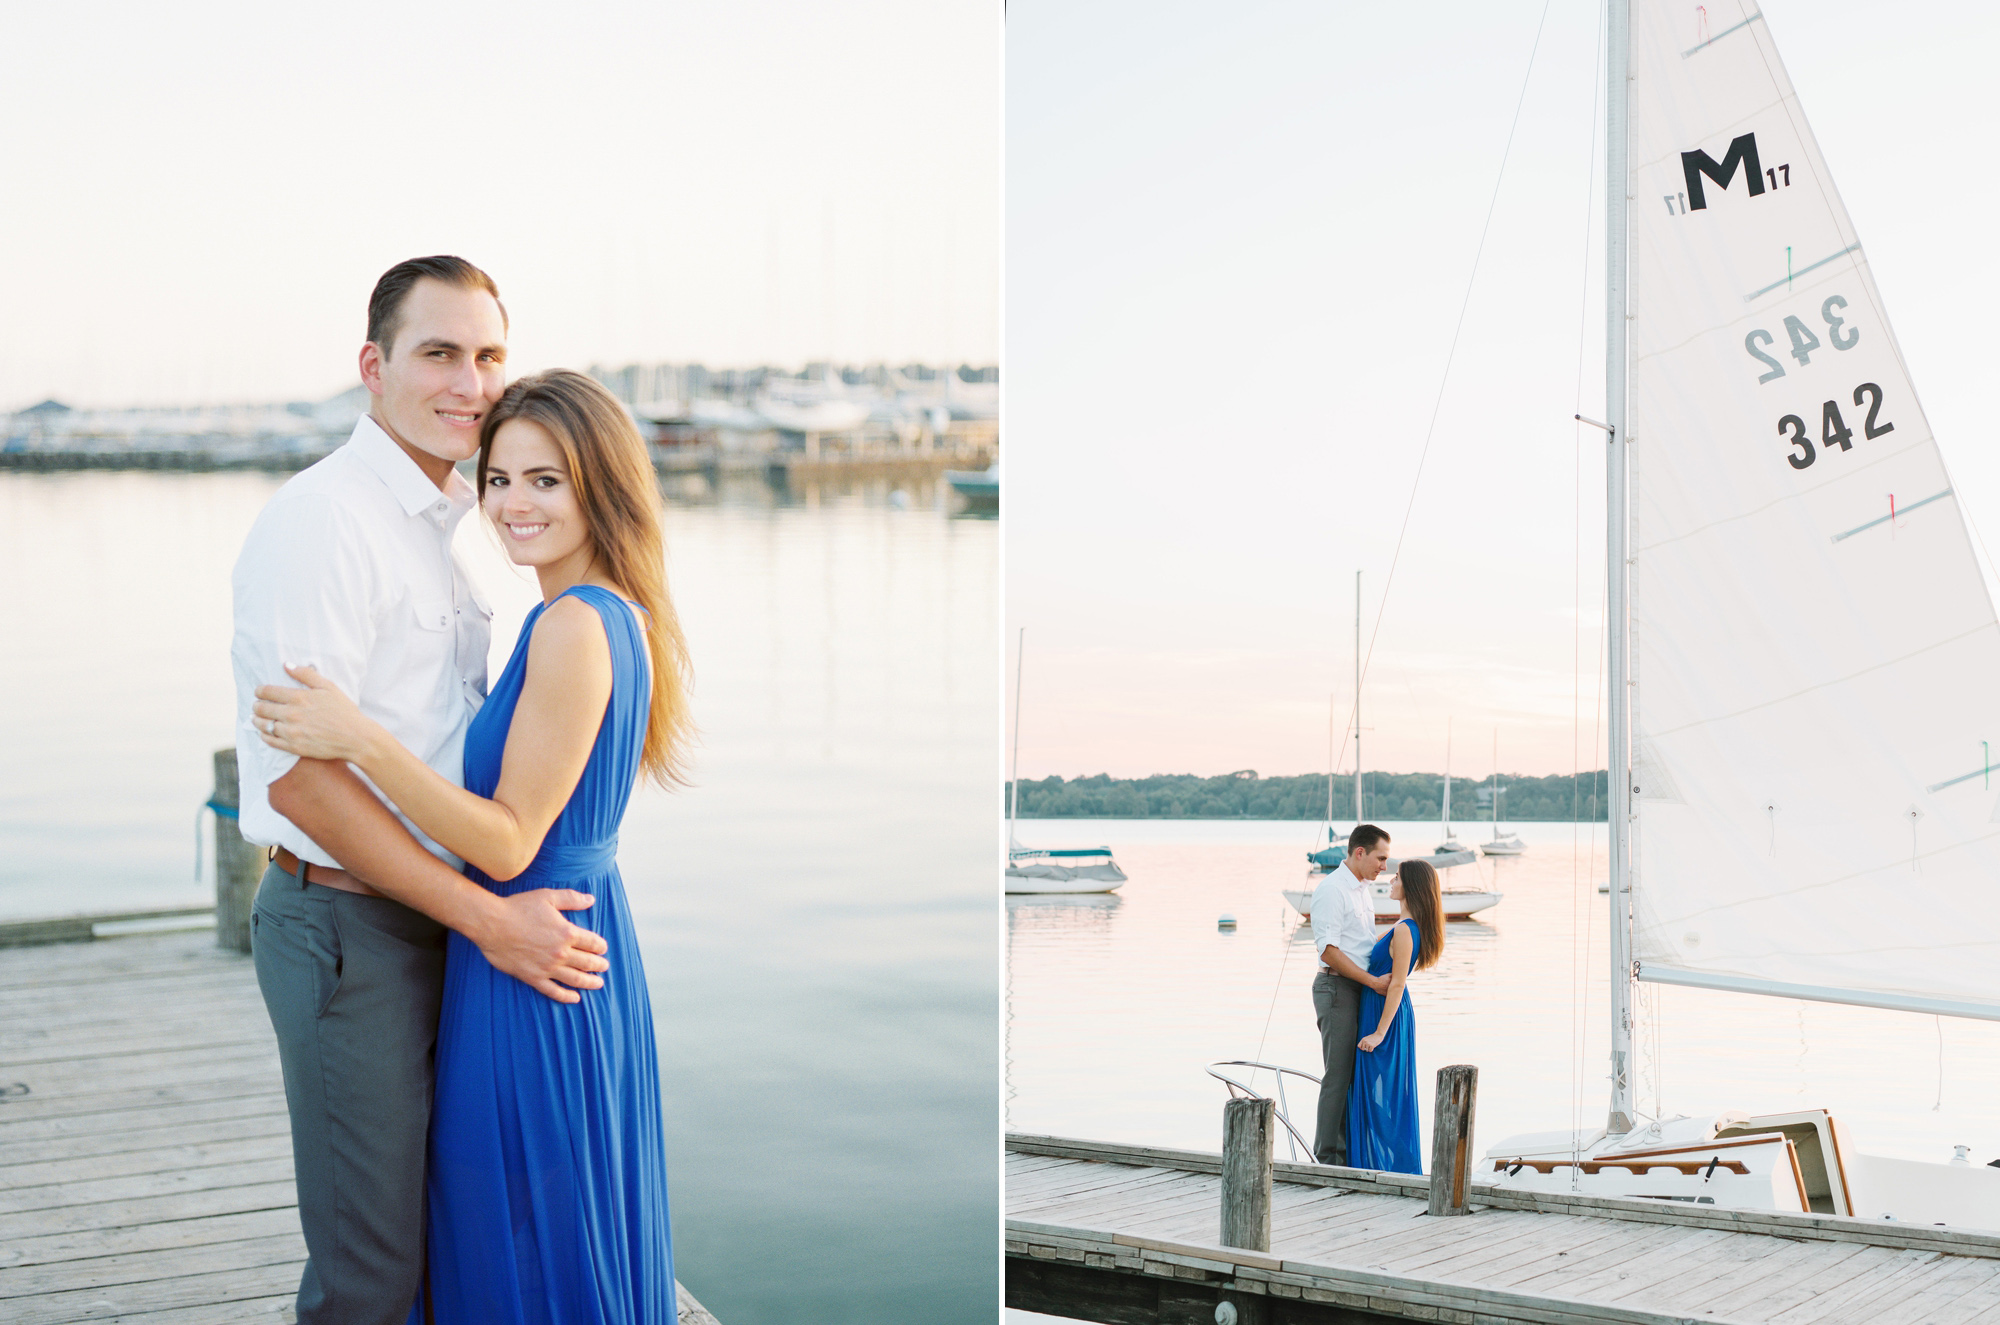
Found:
[1352,0,1557,717]
[1253,904,1300,1068]
[1652,976,1665,1121]
[1583,594,1608,1144]
[1570,0,1606,1181]
[1934,1014,1944,1111]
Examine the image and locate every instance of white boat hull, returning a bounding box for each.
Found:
[1006,861,1126,894]
[1395,848,1478,870]
[1283,883,1501,924]
[1006,877,1122,895]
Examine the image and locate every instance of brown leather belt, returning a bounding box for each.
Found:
[272,847,383,897]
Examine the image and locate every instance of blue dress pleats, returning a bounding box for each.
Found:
[1346,917,1424,1175]
[412,584,673,1324]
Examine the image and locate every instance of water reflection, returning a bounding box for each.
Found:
[0,470,999,1325]
[1006,819,2000,1166]
[1006,892,1123,931]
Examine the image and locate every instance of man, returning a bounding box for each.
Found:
[231,256,612,1325]
[1308,823,1392,1167]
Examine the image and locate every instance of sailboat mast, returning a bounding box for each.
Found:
[1443,720,1453,834]
[1353,571,1363,823]
[1009,627,1025,847]
[1326,694,1337,826]
[1604,0,1637,1136]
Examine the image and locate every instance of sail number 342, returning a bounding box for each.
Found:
[1741,292,1891,470]
[1746,295,1859,383]
[1780,384,1893,470]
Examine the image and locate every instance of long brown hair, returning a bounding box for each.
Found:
[478,370,693,787]
[1398,860,1444,971]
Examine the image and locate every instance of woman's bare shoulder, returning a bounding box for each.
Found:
[526,594,614,674]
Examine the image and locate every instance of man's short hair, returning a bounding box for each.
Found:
[366,256,507,357]
[1348,823,1390,855]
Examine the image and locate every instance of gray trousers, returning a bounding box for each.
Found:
[251,857,446,1325]
[1312,970,1363,1167]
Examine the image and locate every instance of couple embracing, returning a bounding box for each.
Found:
[1307,824,1447,1175]
[230,256,692,1323]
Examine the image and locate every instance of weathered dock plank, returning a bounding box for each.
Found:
[0,1182,301,1244]
[1006,1133,2000,1323]
[0,1093,287,1147]
[0,928,720,1324]
[0,909,214,951]
[0,1077,285,1127]
[0,1110,293,1169]
[0,1208,302,1271]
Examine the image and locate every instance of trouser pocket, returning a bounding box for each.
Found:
[256,885,344,1018]
[309,907,344,1017]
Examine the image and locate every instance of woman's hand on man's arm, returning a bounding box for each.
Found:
[267,596,611,882]
[254,664,386,764]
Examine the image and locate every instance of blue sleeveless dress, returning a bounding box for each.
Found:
[1346,917,1424,1175]
[412,585,675,1324]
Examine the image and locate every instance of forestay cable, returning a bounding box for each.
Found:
[1344,0,1558,719]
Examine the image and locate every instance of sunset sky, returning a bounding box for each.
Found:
[1006,0,2000,782]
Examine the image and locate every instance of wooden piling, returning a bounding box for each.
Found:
[1427,1063,1478,1217]
[211,747,263,953]
[1220,1096,1273,1252]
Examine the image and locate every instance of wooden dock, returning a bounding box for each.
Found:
[1007,1133,2000,1324]
[0,925,717,1323]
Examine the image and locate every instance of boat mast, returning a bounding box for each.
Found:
[1353,571,1363,824]
[1491,730,1500,841]
[1443,719,1453,836]
[1604,0,1637,1136]
[1009,627,1025,849]
[1325,694,1337,827]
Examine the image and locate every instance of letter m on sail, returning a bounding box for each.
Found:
[1680,133,1765,211]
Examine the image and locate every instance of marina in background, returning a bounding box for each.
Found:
[0,360,998,486]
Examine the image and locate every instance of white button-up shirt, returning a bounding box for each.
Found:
[230,415,491,869]
[1309,861,1377,973]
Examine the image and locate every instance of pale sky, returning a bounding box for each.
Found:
[1005,0,2000,782]
[1,0,999,409]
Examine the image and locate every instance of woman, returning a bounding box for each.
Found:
[1346,858,1445,1175]
[255,369,694,1322]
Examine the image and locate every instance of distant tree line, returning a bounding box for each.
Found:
[1006,770,1609,821]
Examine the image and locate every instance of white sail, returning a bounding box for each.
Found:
[1626,0,2000,1018]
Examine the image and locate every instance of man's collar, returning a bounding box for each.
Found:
[348,414,476,518]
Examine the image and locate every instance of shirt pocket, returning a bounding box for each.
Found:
[412,597,453,633]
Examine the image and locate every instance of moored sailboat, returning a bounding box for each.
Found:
[1004,628,1126,895]
[1287,582,1501,923]
[1430,719,1477,864]
[1482,730,1526,855]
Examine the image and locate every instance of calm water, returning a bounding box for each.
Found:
[1007,818,2000,1170]
[0,469,998,1324]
